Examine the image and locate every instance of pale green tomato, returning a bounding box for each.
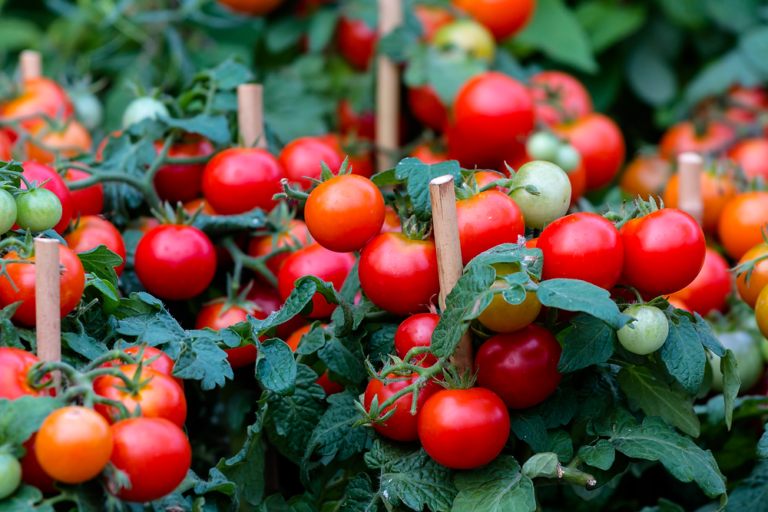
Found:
[0,453,21,500]
[525,132,559,162]
[15,189,62,233]
[433,20,496,64]
[617,305,669,355]
[556,144,581,173]
[71,91,103,131]
[122,97,169,129]
[0,189,17,235]
[509,161,571,229]
[710,331,764,393]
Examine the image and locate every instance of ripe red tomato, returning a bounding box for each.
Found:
[337,16,377,70]
[215,0,284,15]
[475,324,562,409]
[538,212,623,290]
[35,406,113,484]
[64,216,126,276]
[337,101,376,140]
[305,175,385,253]
[409,141,447,165]
[661,171,737,233]
[718,192,768,260]
[418,387,510,469]
[246,283,306,339]
[277,244,356,318]
[620,209,706,297]
[407,86,447,130]
[0,245,85,326]
[456,190,525,265]
[26,120,92,164]
[358,233,441,316]
[64,167,104,217]
[153,137,214,204]
[195,301,267,369]
[414,5,454,41]
[94,365,187,427]
[447,72,534,170]
[19,161,74,234]
[619,154,672,201]
[20,434,55,493]
[202,148,285,215]
[380,205,402,233]
[728,138,768,180]
[278,136,345,189]
[364,373,440,441]
[109,418,191,502]
[248,220,312,279]
[183,198,217,216]
[101,346,182,388]
[658,121,735,160]
[727,85,768,124]
[0,78,74,130]
[452,0,536,40]
[668,248,731,316]
[0,347,52,400]
[394,313,439,366]
[529,71,593,126]
[134,225,216,300]
[553,113,625,191]
[472,170,507,191]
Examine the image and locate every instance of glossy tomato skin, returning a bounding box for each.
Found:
[26,120,92,164]
[20,434,55,493]
[305,174,385,253]
[718,192,768,260]
[620,209,706,297]
[380,205,401,233]
[0,347,52,400]
[364,373,440,441]
[153,137,214,204]
[65,168,104,217]
[529,71,592,126]
[102,346,182,388]
[661,171,737,233]
[359,233,441,316]
[109,418,191,502]
[394,313,440,366]
[279,136,345,190]
[407,85,448,130]
[36,406,113,484]
[0,246,85,326]
[728,138,768,180]
[553,113,625,191]
[659,121,735,159]
[668,248,731,316]
[736,244,768,309]
[538,212,623,290]
[418,388,510,469]
[619,154,672,201]
[337,17,377,70]
[475,324,562,409]
[202,148,285,215]
[134,225,216,301]
[0,78,73,129]
[195,301,267,369]
[93,365,187,427]
[452,0,535,40]
[456,191,525,265]
[20,161,74,234]
[337,101,376,140]
[248,220,312,279]
[64,216,126,276]
[278,244,356,318]
[447,72,534,170]
[473,170,507,190]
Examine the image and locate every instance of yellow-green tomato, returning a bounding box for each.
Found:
[478,279,542,333]
[0,452,21,499]
[510,161,571,229]
[433,20,496,63]
[617,305,669,355]
[710,331,764,393]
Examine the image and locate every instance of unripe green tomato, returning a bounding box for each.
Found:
[71,91,104,131]
[15,189,62,233]
[122,97,169,129]
[0,189,17,235]
[433,20,496,64]
[0,453,21,500]
[509,161,571,229]
[525,132,560,162]
[710,331,764,393]
[555,144,581,173]
[617,305,669,355]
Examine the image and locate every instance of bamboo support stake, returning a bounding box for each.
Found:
[375,0,403,173]
[677,152,704,226]
[19,50,42,82]
[237,84,268,150]
[429,175,473,376]
[35,238,61,390]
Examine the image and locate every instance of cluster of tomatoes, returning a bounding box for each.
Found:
[0,346,190,502]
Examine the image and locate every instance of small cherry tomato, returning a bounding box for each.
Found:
[617,305,669,355]
[709,331,764,393]
[477,279,541,334]
[337,16,377,70]
[407,86,447,131]
[278,136,345,190]
[337,100,375,140]
[394,313,440,366]
[718,192,768,260]
[658,121,736,160]
[248,220,312,279]
[456,190,525,265]
[19,161,74,234]
[0,452,21,500]
[529,71,593,126]
[668,248,731,316]
[153,137,214,204]
[509,161,571,229]
[65,167,104,217]
[661,170,737,234]
[364,373,440,441]
[25,120,91,165]
[64,216,126,276]
[736,244,768,309]
[0,347,52,400]
[121,97,169,128]
[15,189,61,233]
[0,78,73,130]
[727,85,768,124]
[619,154,672,201]
[434,19,496,63]
[195,301,267,369]
[728,138,768,181]
[409,141,448,165]
[452,0,536,40]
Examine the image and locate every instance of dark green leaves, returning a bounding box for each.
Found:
[578,440,616,471]
[723,459,768,511]
[192,208,266,237]
[453,456,536,512]
[757,426,768,459]
[0,397,60,454]
[558,314,617,373]
[318,333,367,385]
[256,338,297,396]
[536,279,630,330]
[216,424,265,506]
[721,349,741,430]
[174,336,233,390]
[659,315,706,396]
[509,411,548,453]
[77,245,122,287]
[160,114,230,144]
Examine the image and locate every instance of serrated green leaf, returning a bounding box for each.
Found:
[217,424,265,506]
[533,386,578,429]
[536,279,630,330]
[578,440,616,471]
[207,58,255,90]
[340,474,382,512]
[365,324,397,363]
[722,459,768,510]
[0,485,51,512]
[721,349,741,431]
[659,315,706,396]
[545,430,573,463]
[61,330,107,361]
[77,245,122,287]
[453,456,536,512]
[694,315,726,357]
[559,314,617,373]
[256,338,297,396]
[161,114,230,144]
[509,411,549,453]
[174,336,234,390]
[576,2,646,53]
[113,292,186,347]
[0,396,61,450]
[522,453,560,479]
[318,332,367,384]
[394,158,463,221]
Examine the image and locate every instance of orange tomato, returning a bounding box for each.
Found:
[661,171,737,233]
[380,206,402,234]
[183,198,217,216]
[658,121,735,160]
[410,141,448,165]
[619,154,672,200]
[0,78,74,130]
[718,191,768,260]
[0,130,13,160]
[728,138,768,180]
[25,120,92,164]
[452,0,536,40]
[735,243,768,309]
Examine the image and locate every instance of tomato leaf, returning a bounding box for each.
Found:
[307,7,338,54]
[365,324,398,364]
[559,314,617,373]
[217,423,265,506]
[534,386,579,429]
[393,158,463,221]
[659,315,707,396]
[0,302,25,349]
[426,49,488,105]
[112,293,187,348]
[536,279,631,331]
[0,485,47,511]
[574,368,621,424]
[757,426,768,459]
[256,338,297,396]
[720,349,741,431]
[318,332,367,385]
[453,456,536,512]
[723,460,768,510]
[465,243,542,279]
[295,322,327,355]
[192,208,266,237]
[174,336,234,390]
[61,330,108,361]
[0,396,61,454]
[578,440,616,471]
[509,411,549,453]
[205,58,255,91]
[370,168,402,187]
[339,473,382,512]
[522,452,560,479]
[77,245,122,287]
[693,314,727,357]
[546,430,574,463]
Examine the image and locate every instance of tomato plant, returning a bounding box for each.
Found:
[195,300,267,368]
[509,160,571,229]
[18,161,73,234]
[65,216,127,276]
[279,136,345,189]
[0,347,51,400]
[394,313,439,366]
[617,305,669,355]
[153,137,214,203]
[364,373,439,441]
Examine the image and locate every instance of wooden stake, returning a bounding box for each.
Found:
[677,152,704,226]
[35,238,61,390]
[375,0,403,173]
[429,175,473,376]
[19,50,42,82]
[237,84,268,150]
